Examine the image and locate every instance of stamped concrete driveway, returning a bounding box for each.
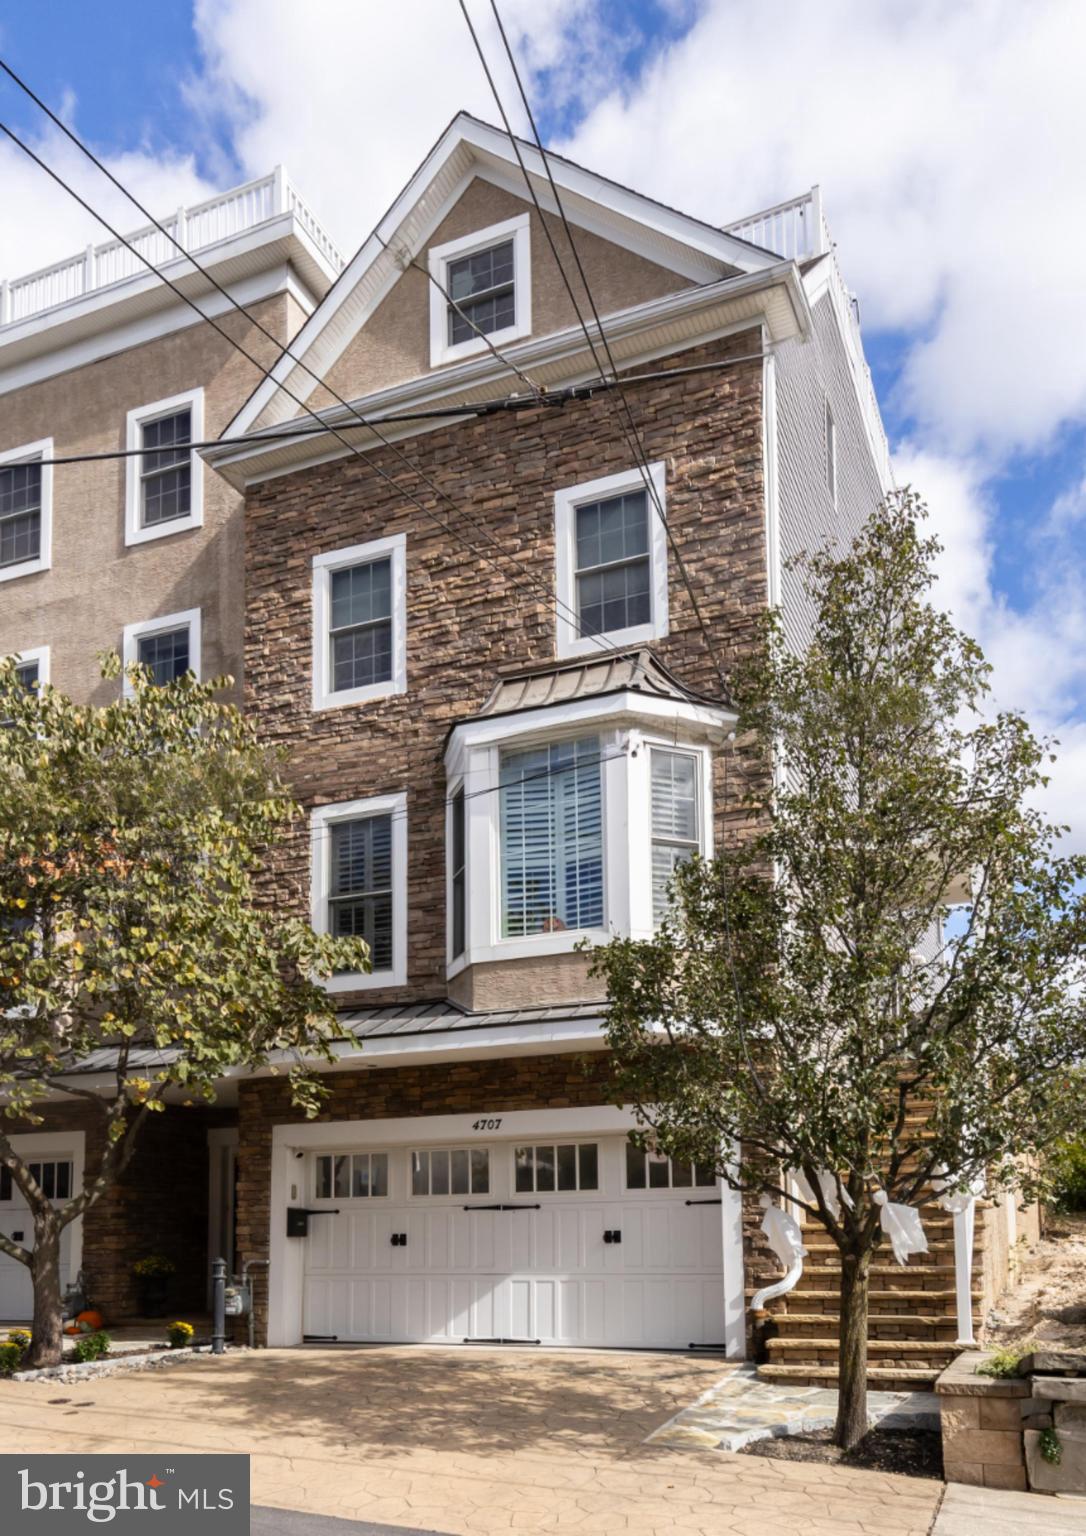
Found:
[0,1346,940,1536]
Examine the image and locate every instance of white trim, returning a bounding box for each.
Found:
[762,342,782,610]
[0,266,317,398]
[428,213,531,367]
[223,112,782,441]
[124,387,204,546]
[209,266,807,489]
[5,1130,86,1282]
[555,462,668,659]
[0,437,53,583]
[311,534,407,711]
[121,606,202,697]
[309,791,408,991]
[7,643,50,685]
[824,395,837,508]
[721,1146,747,1359]
[445,697,731,974]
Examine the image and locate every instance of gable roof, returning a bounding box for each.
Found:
[222,112,784,443]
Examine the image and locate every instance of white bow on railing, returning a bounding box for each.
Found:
[873,1190,929,1265]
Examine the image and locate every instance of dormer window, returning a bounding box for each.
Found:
[428,214,531,367]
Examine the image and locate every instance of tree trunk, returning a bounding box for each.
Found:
[833,1246,871,1451]
[27,1221,64,1370]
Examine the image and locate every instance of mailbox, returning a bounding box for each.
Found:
[286,1206,339,1238]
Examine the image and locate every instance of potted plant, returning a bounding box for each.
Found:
[132,1254,176,1317]
[166,1320,194,1350]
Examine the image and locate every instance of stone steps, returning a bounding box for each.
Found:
[770,1311,963,1341]
[756,1362,941,1391]
[765,1336,959,1373]
[767,1286,980,1313]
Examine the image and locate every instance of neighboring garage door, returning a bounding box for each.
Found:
[302,1135,726,1348]
[0,1158,77,1321]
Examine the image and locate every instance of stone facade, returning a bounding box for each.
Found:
[244,326,768,1009]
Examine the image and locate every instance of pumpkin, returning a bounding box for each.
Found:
[75,1310,104,1331]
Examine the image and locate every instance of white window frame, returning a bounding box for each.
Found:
[8,644,50,687]
[825,397,837,507]
[124,387,205,547]
[311,534,407,712]
[121,607,202,698]
[554,461,669,659]
[0,438,53,584]
[445,694,722,975]
[647,742,708,930]
[310,791,408,992]
[428,213,532,368]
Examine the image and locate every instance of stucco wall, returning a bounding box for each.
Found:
[315,177,691,408]
[0,292,297,704]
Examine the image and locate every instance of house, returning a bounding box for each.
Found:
[0,169,345,1320]
[4,114,1030,1383]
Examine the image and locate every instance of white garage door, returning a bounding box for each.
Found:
[0,1158,77,1321]
[301,1135,726,1348]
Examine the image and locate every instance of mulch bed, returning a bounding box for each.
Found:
[740,1427,944,1480]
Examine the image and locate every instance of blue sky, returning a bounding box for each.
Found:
[0,0,1083,838]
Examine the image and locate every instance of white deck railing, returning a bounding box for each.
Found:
[0,166,344,329]
[728,186,892,488]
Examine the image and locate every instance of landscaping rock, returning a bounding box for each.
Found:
[11,1345,235,1385]
[1025,1424,1086,1494]
[1018,1351,1086,1377]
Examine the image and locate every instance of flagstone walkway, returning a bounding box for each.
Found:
[648,1362,940,1451]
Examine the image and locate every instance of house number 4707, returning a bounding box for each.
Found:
[472,1117,502,1131]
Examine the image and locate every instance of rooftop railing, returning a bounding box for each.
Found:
[727,186,892,487]
[0,166,344,329]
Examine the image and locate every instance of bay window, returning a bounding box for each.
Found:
[445,662,729,973]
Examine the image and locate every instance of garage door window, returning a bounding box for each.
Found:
[625,1144,715,1191]
[411,1147,489,1197]
[1,1160,72,1201]
[315,1152,388,1200]
[514,1142,599,1193]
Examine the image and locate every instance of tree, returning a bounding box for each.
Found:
[592,493,1086,1449]
[0,659,367,1367]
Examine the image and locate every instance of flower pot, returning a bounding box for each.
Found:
[137,1276,170,1317]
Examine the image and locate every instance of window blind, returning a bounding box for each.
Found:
[329,813,393,970]
[650,749,699,925]
[499,736,603,937]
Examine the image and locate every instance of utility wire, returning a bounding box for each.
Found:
[15,355,766,469]
[463,0,734,698]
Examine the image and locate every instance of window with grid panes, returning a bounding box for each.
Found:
[314,1152,388,1199]
[137,626,190,686]
[329,558,393,693]
[0,459,42,569]
[446,240,515,346]
[140,409,192,527]
[410,1147,490,1196]
[625,1142,715,1190]
[574,488,651,638]
[514,1143,599,1193]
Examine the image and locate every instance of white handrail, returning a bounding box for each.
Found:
[1,168,344,329]
[750,1256,804,1313]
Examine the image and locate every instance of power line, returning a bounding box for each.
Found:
[0,113,618,661]
[462,0,734,698]
[9,355,766,469]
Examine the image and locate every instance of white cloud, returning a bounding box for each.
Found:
[0,122,214,288]
[895,446,1086,849]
